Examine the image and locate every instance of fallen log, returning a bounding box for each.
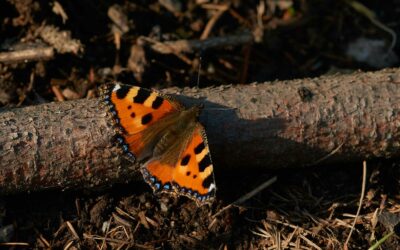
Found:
[0,68,399,194]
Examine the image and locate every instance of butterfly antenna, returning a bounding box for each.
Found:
[196,56,202,88]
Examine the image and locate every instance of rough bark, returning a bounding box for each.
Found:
[0,99,133,194]
[1,68,400,194]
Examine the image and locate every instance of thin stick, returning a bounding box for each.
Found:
[51,85,65,102]
[100,217,112,250]
[0,47,54,64]
[307,142,345,166]
[298,234,322,250]
[0,242,30,246]
[233,176,277,205]
[200,4,229,40]
[212,176,277,218]
[66,221,80,240]
[344,161,367,247]
[368,231,395,250]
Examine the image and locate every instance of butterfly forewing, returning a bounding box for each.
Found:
[103,83,181,158]
[110,84,180,134]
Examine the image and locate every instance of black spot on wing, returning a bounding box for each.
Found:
[186,171,191,176]
[152,96,163,109]
[194,142,205,154]
[133,88,150,104]
[198,154,211,172]
[202,174,214,189]
[116,85,131,99]
[141,113,152,125]
[181,154,190,166]
[130,112,135,118]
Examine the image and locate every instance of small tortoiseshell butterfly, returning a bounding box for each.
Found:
[101,83,216,205]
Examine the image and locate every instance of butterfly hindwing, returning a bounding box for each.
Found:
[141,124,216,204]
[102,83,182,159]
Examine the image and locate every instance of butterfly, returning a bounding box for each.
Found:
[101,83,216,205]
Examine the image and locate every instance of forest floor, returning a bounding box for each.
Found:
[1,0,400,249]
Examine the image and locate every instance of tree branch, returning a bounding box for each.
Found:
[1,68,399,194]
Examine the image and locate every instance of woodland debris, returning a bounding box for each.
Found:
[37,25,83,54]
[108,5,130,34]
[141,31,254,55]
[127,43,147,82]
[0,25,82,64]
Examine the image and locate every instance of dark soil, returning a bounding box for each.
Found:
[1,0,400,249]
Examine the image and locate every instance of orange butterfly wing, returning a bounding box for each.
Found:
[102,83,181,160]
[141,125,216,204]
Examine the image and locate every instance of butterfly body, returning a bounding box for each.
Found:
[150,106,200,162]
[101,83,216,205]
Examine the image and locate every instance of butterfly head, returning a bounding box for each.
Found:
[186,104,204,118]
